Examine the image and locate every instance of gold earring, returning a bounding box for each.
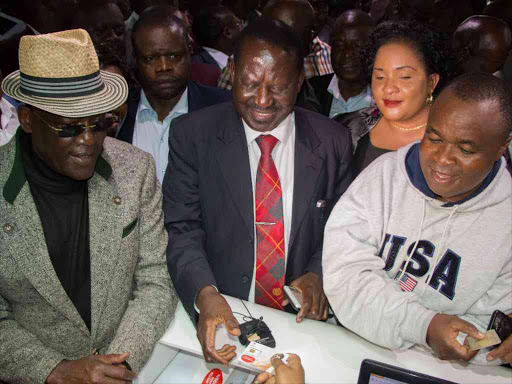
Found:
[427,94,434,106]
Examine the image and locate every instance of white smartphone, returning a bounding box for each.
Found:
[283,286,302,311]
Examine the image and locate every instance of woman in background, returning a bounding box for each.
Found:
[336,21,455,177]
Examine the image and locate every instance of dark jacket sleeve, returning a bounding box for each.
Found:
[306,122,353,277]
[162,116,216,323]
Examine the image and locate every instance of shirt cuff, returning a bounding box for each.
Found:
[194,285,219,313]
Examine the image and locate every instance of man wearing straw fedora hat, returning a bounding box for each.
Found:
[0,29,178,383]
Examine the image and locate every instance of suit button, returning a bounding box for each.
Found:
[113,196,122,205]
[242,276,249,284]
[3,223,14,234]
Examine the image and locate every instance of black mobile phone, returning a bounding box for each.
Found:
[487,310,512,347]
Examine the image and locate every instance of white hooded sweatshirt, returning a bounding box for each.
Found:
[323,142,512,365]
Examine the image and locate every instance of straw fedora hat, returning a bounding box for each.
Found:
[1,29,128,118]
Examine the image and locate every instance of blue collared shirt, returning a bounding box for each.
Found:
[327,75,373,118]
[133,89,188,184]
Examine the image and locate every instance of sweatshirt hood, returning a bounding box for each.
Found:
[399,142,510,212]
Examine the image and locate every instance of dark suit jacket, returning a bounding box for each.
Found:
[191,47,221,70]
[309,74,335,117]
[163,102,353,322]
[117,80,232,144]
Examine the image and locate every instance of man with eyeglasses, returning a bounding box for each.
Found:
[0,29,177,383]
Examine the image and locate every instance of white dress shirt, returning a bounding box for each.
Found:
[0,97,19,146]
[327,75,373,118]
[203,47,230,70]
[133,89,188,184]
[242,113,296,302]
[125,11,139,31]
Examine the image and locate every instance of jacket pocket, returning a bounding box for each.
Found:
[122,217,138,238]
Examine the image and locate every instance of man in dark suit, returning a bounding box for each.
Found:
[191,6,243,71]
[116,5,231,183]
[310,10,374,119]
[163,18,353,364]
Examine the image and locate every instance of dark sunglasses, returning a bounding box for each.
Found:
[32,111,119,138]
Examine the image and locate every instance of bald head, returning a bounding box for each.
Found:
[335,9,374,30]
[132,5,189,56]
[331,10,374,86]
[263,0,315,56]
[130,0,168,15]
[484,0,512,29]
[452,16,512,75]
[444,72,512,139]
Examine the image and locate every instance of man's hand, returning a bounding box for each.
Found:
[46,353,136,384]
[281,272,328,323]
[487,313,512,363]
[253,354,305,384]
[196,286,241,364]
[427,314,484,361]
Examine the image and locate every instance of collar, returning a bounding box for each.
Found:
[311,36,329,54]
[405,143,500,207]
[125,11,139,30]
[25,23,40,35]
[242,113,294,147]
[203,47,230,68]
[3,129,113,204]
[138,88,189,121]
[1,97,17,123]
[327,75,371,103]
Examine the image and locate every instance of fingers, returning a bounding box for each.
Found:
[447,339,475,362]
[98,353,131,365]
[296,288,311,323]
[101,364,137,381]
[224,311,241,337]
[487,337,512,362]
[271,355,285,370]
[318,293,329,321]
[285,354,302,369]
[453,318,483,340]
[307,286,321,320]
[281,299,289,307]
[254,372,272,384]
[216,344,237,362]
[204,321,231,364]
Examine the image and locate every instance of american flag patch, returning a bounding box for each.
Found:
[398,273,418,292]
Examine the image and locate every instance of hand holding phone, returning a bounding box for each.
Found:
[486,310,512,363]
[283,286,302,311]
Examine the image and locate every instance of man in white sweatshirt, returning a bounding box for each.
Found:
[323,73,512,365]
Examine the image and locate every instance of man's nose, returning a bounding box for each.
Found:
[156,56,172,72]
[254,85,273,109]
[433,144,456,166]
[76,127,97,146]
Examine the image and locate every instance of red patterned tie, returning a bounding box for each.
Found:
[254,135,285,310]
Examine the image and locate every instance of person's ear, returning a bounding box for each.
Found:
[295,68,305,92]
[18,106,34,134]
[429,73,441,95]
[497,135,512,160]
[223,25,234,40]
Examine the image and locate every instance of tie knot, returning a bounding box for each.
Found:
[256,135,279,156]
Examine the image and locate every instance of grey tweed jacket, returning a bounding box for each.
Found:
[0,133,178,384]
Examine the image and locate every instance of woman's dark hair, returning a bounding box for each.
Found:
[362,21,456,96]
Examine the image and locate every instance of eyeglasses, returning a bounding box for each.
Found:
[32,110,119,138]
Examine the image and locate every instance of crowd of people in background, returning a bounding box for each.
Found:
[1,0,512,383]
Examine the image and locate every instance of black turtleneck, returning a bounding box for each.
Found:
[20,131,91,332]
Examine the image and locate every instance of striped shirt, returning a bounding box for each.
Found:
[217,37,334,90]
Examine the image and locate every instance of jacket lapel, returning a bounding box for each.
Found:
[87,158,123,340]
[214,106,254,239]
[289,109,324,251]
[2,134,90,335]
